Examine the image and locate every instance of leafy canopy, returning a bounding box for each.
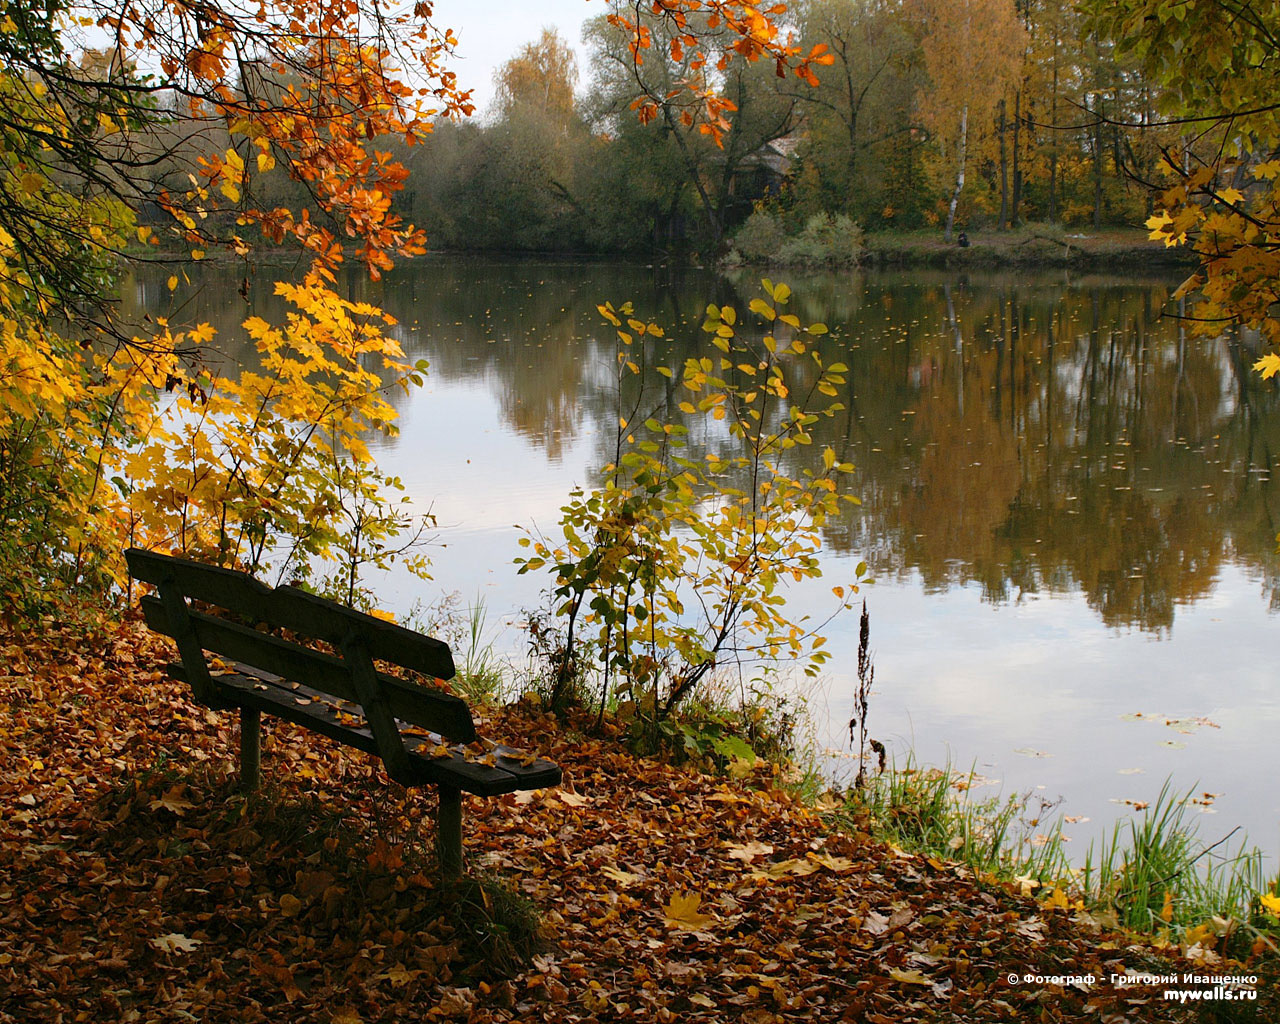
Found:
[0,0,821,619]
[518,279,868,725]
[1085,0,1280,379]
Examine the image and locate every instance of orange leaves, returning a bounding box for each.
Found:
[184,45,225,82]
[606,0,828,145]
[0,624,1246,1024]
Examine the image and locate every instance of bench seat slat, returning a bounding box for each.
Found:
[126,548,456,680]
[401,735,563,791]
[169,662,560,797]
[141,595,476,742]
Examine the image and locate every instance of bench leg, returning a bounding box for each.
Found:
[437,785,463,878]
[240,708,261,792]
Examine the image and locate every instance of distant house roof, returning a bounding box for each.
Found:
[739,133,802,178]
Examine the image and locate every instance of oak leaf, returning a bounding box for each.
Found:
[602,865,644,887]
[149,785,194,815]
[151,933,201,953]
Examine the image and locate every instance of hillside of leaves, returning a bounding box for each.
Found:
[2,618,1273,1023]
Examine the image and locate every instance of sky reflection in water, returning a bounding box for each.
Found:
[124,257,1280,862]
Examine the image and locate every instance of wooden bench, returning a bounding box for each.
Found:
[125,548,561,876]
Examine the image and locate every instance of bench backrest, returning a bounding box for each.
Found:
[126,549,475,779]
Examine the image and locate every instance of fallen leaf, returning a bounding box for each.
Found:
[724,840,773,862]
[557,791,591,807]
[1014,916,1047,942]
[151,933,201,953]
[149,784,194,815]
[663,891,716,931]
[807,851,855,873]
[602,865,644,887]
[1013,873,1041,896]
[888,967,932,986]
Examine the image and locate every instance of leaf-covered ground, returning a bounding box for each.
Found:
[1,619,1273,1023]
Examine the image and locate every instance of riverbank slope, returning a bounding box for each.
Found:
[863,226,1194,270]
[2,617,1273,1022]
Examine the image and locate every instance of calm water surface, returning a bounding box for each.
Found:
[124,257,1280,861]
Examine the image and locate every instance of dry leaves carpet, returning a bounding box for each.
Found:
[1,619,1272,1023]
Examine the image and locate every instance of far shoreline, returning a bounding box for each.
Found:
[122,226,1198,273]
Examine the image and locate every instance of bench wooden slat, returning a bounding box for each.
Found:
[341,633,415,784]
[140,596,476,742]
[401,734,563,792]
[126,548,456,680]
[130,547,563,874]
[168,663,560,797]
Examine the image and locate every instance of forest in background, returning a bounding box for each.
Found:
[132,0,1194,256]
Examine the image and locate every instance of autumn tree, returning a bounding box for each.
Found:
[1085,1,1280,383]
[585,8,812,248]
[494,27,579,125]
[0,0,830,618]
[913,0,1026,240]
[787,0,921,222]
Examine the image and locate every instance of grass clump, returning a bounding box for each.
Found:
[431,872,546,977]
[1081,780,1277,957]
[838,760,1279,960]
[847,757,1070,881]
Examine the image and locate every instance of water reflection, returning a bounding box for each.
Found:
[121,259,1280,633]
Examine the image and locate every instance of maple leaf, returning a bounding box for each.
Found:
[1253,353,1280,380]
[1260,892,1280,917]
[378,964,419,987]
[557,790,590,807]
[151,933,201,953]
[747,857,820,882]
[1043,887,1070,911]
[863,906,914,935]
[149,784,194,815]
[436,988,476,1015]
[724,840,773,862]
[663,891,717,931]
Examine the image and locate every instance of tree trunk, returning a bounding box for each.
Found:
[1049,36,1059,221]
[945,105,968,243]
[998,98,1008,230]
[1092,98,1104,229]
[1011,89,1022,226]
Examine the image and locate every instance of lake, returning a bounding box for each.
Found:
[122,256,1280,864]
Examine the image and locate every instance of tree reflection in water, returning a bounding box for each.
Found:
[121,260,1280,633]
